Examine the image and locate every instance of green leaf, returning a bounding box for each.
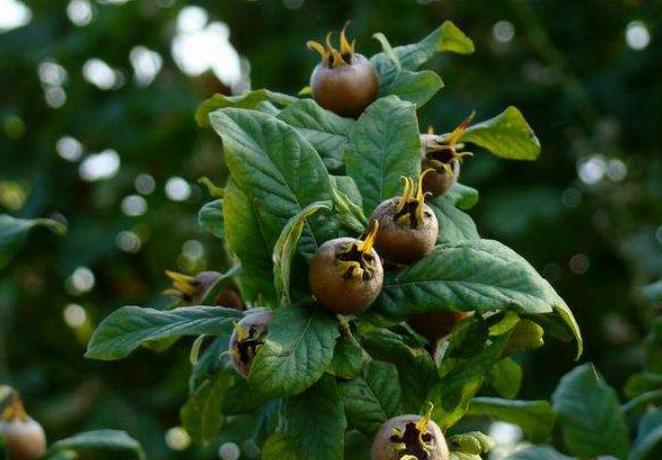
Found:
[0,214,66,269]
[430,328,513,428]
[625,372,662,398]
[197,199,224,239]
[460,107,541,160]
[430,195,480,244]
[552,363,629,460]
[507,446,573,460]
[196,89,297,126]
[467,397,556,442]
[630,409,662,460]
[371,21,474,91]
[281,375,347,460]
[85,306,243,360]
[277,99,354,171]
[358,324,438,412]
[180,369,235,445]
[210,108,333,261]
[249,306,339,398]
[377,239,567,316]
[383,69,444,107]
[273,201,331,305]
[262,434,304,460]
[346,96,421,215]
[327,333,365,379]
[330,176,368,233]
[339,360,401,435]
[223,180,277,303]
[49,430,145,460]
[446,183,479,210]
[488,358,522,399]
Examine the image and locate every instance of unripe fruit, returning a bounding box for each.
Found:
[370,173,438,265]
[166,271,244,310]
[229,309,272,378]
[372,405,448,460]
[420,113,475,198]
[309,223,383,314]
[307,25,378,118]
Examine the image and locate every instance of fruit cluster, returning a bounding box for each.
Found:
[86,21,581,460]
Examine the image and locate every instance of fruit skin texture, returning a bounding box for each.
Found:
[229,309,273,378]
[309,237,383,314]
[370,198,438,265]
[310,53,378,119]
[371,414,448,460]
[420,156,460,198]
[0,418,47,460]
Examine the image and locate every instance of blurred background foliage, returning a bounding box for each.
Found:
[0,0,660,458]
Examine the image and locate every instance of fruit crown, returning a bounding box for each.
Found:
[424,112,476,175]
[307,23,356,69]
[337,221,380,281]
[0,391,28,423]
[164,270,199,300]
[394,170,433,228]
[390,403,436,460]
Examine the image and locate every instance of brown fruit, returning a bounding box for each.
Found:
[370,173,438,264]
[420,113,475,198]
[409,311,469,347]
[229,309,273,379]
[372,406,448,460]
[165,270,244,310]
[307,25,378,118]
[309,223,383,314]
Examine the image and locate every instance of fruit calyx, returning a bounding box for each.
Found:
[231,321,267,367]
[390,403,435,460]
[335,221,380,281]
[393,171,434,230]
[1,393,28,423]
[164,270,201,303]
[422,113,475,175]
[307,23,357,69]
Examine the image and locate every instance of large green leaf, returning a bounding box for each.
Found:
[0,214,66,269]
[507,446,573,460]
[49,430,145,460]
[223,180,276,303]
[551,363,629,460]
[430,195,479,244]
[262,434,304,460]
[460,107,541,160]
[339,360,401,435]
[273,201,331,305]
[358,324,438,412]
[210,108,333,260]
[277,99,354,171]
[630,409,662,460]
[196,89,297,126]
[376,239,582,355]
[180,369,236,445]
[346,96,421,215]
[249,306,339,398]
[197,199,224,239]
[85,306,243,360]
[467,397,555,442]
[377,239,565,316]
[281,375,347,460]
[371,21,474,90]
